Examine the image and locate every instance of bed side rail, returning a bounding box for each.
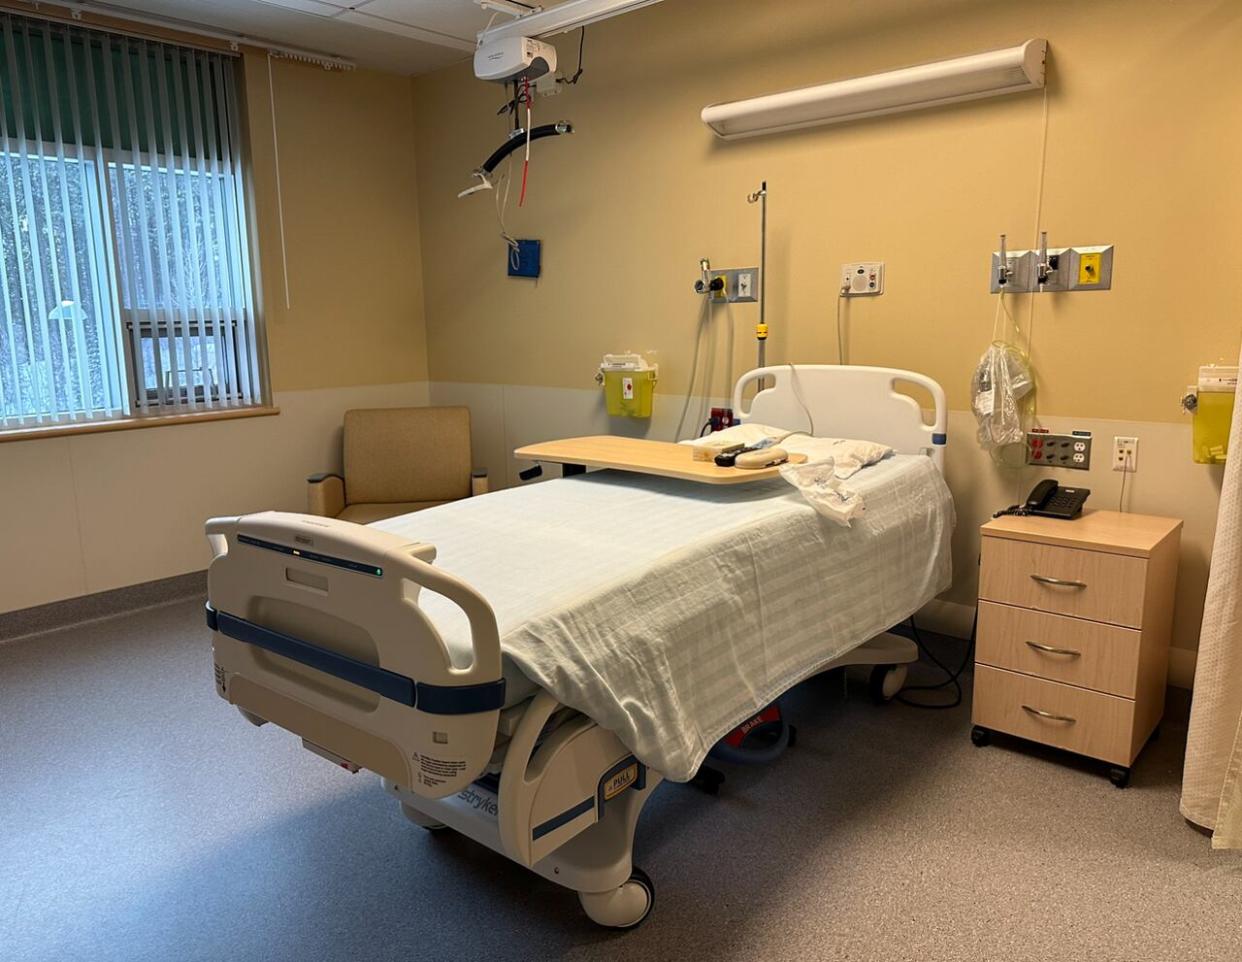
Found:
[205,511,504,799]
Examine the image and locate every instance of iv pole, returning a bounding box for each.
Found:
[747,181,768,388]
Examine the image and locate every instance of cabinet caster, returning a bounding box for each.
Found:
[869,664,908,703]
[970,726,991,747]
[578,867,655,929]
[401,802,447,830]
[1108,766,1131,789]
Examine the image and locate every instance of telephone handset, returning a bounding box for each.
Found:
[1022,479,1090,519]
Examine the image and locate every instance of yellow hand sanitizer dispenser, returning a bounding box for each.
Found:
[1187,365,1237,464]
[597,353,657,419]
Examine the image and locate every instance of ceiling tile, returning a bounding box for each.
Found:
[79,0,476,74]
[249,0,350,17]
[359,0,492,40]
[337,9,477,50]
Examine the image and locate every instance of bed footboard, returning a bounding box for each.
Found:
[205,511,505,799]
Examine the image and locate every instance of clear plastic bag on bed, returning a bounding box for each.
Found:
[971,341,1033,451]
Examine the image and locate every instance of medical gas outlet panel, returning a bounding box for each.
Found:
[990,243,1114,293]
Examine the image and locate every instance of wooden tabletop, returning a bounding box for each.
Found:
[981,509,1182,558]
[513,435,806,485]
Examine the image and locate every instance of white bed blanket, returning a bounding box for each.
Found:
[371,455,954,782]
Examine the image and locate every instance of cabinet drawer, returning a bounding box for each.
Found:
[976,602,1142,697]
[972,665,1135,765]
[979,537,1147,627]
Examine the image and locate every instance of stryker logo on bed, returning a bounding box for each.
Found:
[456,785,499,817]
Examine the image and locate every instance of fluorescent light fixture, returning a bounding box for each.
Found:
[702,39,1047,140]
[479,0,664,42]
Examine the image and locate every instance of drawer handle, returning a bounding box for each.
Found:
[1025,641,1082,658]
[1030,574,1087,589]
[1022,704,1077,724]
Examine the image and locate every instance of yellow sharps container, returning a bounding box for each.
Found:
[1191,365,1237,464]
[597,354,657,419]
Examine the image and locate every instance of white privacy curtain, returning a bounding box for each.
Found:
[1181,341,1242,849]
[0,14,259,429]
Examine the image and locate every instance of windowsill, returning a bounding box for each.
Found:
[0,405,280,443]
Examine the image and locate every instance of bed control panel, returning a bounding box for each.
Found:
[1026,430,1092,470]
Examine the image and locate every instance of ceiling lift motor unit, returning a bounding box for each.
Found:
[474,35,557,82]
[471,0,664,82]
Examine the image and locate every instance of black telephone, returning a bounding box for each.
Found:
[1023,479,1090,519]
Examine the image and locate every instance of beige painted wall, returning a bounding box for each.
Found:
[411,0,1242,415]
[410,0,1242,679]
[244,54,429,390]
[0,55,430,613]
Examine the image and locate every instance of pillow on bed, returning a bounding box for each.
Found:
[683,425,893,479]
[780,437,893,479]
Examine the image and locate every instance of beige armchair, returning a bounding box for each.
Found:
[307,406,488,524]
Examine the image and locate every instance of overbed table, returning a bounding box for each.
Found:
[514,435,805,484]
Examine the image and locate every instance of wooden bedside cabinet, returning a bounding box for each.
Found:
[971,510,1182,787]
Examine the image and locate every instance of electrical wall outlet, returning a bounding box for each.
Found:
[841,261,884,296]
[709,267,760,303]
[1113,436,1138,472]
[1026,430,1092,470]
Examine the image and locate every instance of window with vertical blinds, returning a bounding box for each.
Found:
[0,13,263,432]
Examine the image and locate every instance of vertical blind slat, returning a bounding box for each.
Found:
[20,20,76,421]
[186,50,227,408]
[196,56,240,406]
[0,24,27,419]
[219,62,255,405]
[8,21,57,421]
[71,32,127,416]
[98,31,149,415]
[39,25,95,418]
[133,39,178,408]
[152,39,196,412]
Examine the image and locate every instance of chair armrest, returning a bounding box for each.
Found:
[471,469,489,497]
[307,473,345,517]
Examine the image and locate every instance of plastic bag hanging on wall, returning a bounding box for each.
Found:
[972,342,1033,451]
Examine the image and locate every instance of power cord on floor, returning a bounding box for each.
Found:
[895,609,978,710]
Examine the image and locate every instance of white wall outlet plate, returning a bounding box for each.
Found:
[841,261,884,296]
[715,267,759,303]
[1113,436,1138,472]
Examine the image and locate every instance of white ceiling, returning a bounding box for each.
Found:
[86,0,542,75]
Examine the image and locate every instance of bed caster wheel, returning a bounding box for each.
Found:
[869,664,907,703]
[578,867,655,929]
[690,766,725,795]
[1108,766,1131,789]
[970,726,991,747]
[401,802,447,831]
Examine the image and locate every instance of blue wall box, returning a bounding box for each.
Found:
[508,239,541,278]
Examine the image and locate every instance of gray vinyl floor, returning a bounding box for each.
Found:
[2,598,1240,962]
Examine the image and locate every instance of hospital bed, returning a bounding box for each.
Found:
[204,365,953,929]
